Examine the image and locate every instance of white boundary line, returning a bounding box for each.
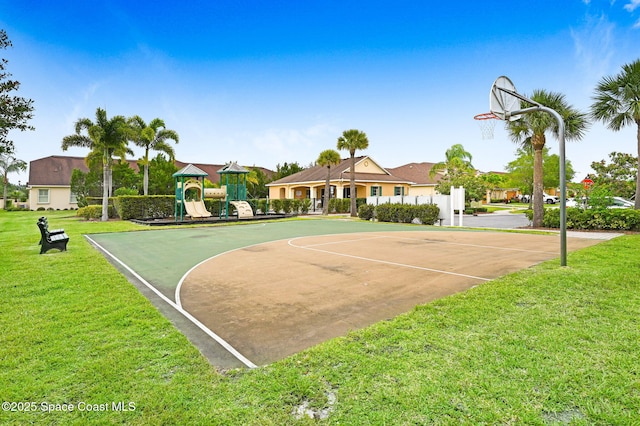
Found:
[287,236,491,282]
[84,235,257,369]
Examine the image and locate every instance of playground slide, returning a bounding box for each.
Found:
[230,201,254,218]
[184,200,212,218]
[194,200,212,218]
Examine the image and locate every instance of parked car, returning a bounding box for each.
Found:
[520,193,559,204]
[609,196,634,208]
[566,196,632,209]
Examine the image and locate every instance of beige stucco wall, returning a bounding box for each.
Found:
[269,181,412,199]
[353,158,386,174]
[406,185,437,196]
[28,186,78,210]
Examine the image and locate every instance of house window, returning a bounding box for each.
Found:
[343,187,357,199]
[38,189,50,204]
[70,192,78,204]
[394,187,405,196]
[370,186,382,196]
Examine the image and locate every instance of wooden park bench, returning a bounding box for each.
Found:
[37,218,69,254]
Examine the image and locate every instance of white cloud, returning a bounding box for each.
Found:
[247,123,339,166]
[570,14,617,84]
[624,0,640,12]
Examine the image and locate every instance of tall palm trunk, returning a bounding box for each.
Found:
[636,122,640,209]
[323,166,331,215]
[2,175,8,209]
[102,149,109,221]
[143,147,150,196]
[349,151,356,217]
[144,165,149,196]
[532,134,545,227]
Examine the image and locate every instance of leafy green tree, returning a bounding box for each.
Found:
[505,147,535,199]
[247,167,269,198]
[62,108,130,221]
[0,154,26,209]
[505,147,575,200]
[589,152,637,199]
[128,116,179,195]
[70,168,101,207]
[274,162,304,180]
[506,90,588,227]
[431,144,485,202]
[112,161,141,194]
[590,59,640,208]
[0,30,34,155]
[316,149,341,215]
[337,129,369,217]
[435,171,490,203]
[429,144,474,178]
[543,153,575,190]
[146,154,178,195]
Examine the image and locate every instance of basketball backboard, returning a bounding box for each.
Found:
[490,76,521,121]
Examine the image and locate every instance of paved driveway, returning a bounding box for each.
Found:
[441,211,530,229]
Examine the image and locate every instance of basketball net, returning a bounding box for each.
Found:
[474,112,498,140]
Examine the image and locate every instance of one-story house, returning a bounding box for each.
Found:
[26,155,130,211]
[26,155,272,211]
[266,156,443,201]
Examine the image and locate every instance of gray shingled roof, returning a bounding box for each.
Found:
[267,156,413,186]
[217,161,249,174]
[173,163,209,177]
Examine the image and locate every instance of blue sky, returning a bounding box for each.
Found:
[2,0,639,184]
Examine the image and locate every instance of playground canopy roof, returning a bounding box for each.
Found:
[173,164,209,177]
[217,162,249,174]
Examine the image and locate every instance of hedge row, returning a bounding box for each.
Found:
[80,196,319,220]
[269,198,311,214]
[113,196,175,220]
[527,207,640,231]
[76,205,118,220]
[359,203,440,225]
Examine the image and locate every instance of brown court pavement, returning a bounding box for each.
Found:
[179,230,603,366]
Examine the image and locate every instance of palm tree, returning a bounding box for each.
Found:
[0,154,26,209]
[506,90,588,227]
[317,149,341,215]
[337,129,369,217]
[429,143,474,178]
[590,59,640,209]
[128,116,179,195]
[62,108,130,221]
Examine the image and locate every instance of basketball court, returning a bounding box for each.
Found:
[87,219,611,368]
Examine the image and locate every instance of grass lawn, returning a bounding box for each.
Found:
[1,210,639,424]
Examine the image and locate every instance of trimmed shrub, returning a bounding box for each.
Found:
[271,199,283,214]
[414,204,440,225]
[76,205,117,220]
[531,207,640,231]
[300,198,311,214]
[113,195,175,220]
[358,204,375,220]
[114,187,139,196]
[282,199,293,214]
[374,203,440,225]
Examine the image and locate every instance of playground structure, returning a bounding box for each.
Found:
[173,162,254,221]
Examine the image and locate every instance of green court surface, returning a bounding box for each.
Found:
[87,218,459,301]
[87,218,601,368]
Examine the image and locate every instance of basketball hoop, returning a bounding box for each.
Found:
[474,112,498,139]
